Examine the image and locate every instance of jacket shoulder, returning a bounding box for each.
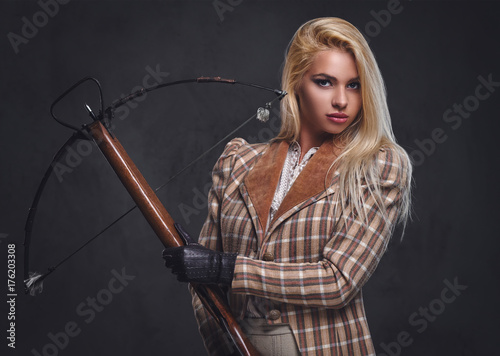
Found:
[220,138,269,166]
[213,138,270,184]
[377,145,412,188]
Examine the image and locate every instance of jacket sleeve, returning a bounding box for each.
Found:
[190,138,247,356]
[231,147,411,309]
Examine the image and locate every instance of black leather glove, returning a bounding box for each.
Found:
[162,223,238,285]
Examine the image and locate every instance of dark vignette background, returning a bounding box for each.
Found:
[1,1,499,355]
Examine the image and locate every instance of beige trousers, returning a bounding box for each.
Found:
[241,319,301,356]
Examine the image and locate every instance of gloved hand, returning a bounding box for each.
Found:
[162,223,238,285]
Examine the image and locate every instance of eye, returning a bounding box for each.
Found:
[314,79,331,87]
[347,81,360,90]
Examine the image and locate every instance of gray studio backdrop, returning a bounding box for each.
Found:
[1,1,499,355]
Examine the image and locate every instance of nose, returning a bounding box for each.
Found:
[331,87,347,110]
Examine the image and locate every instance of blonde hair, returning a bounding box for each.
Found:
[277,17,412,232]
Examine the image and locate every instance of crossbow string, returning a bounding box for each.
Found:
[24,75,287,296]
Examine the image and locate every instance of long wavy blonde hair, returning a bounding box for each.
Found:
[276,17,412,231]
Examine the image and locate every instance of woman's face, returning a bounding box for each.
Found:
[296,49,362,146]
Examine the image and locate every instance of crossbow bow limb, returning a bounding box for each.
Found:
[23,75,286,356]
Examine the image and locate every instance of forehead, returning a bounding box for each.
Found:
[307,49,358,78]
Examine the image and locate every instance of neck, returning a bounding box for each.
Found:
[298,133,331,161]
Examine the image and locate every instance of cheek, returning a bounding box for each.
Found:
[298,89,315,113]
[350,93,362,113]
[304,88,328,110]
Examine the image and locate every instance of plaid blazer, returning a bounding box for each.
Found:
[191,137,409,355]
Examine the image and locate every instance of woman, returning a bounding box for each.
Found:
[163,17,412,355]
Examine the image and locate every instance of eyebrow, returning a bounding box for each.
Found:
[311,73,360,82]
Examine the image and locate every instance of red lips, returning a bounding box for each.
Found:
[327,112,348,118]
[327,112,349,124]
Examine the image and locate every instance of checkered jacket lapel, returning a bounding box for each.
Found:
[243,139,339,240]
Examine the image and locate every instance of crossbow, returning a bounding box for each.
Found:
[23,75,286,356]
